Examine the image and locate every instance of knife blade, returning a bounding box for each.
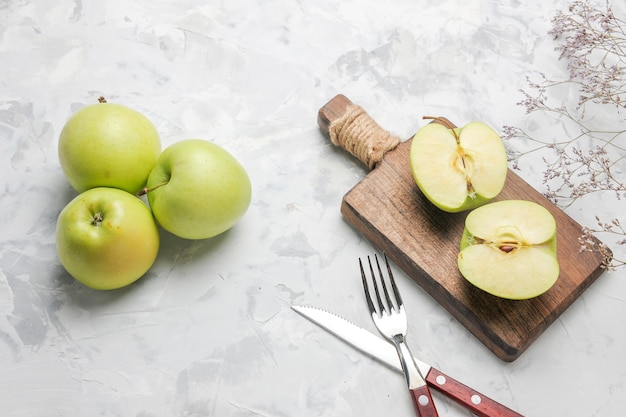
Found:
[292,304,432,375]
[291,305,524,417]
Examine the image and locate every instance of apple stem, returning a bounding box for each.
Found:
[98,96,107,103]
[137,181,168,196]
[422,116,459,142]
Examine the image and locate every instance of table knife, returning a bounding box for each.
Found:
[291,305,523,417]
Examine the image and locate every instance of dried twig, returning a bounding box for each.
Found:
[504,0,625,269]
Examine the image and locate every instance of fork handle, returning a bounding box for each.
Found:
[425,368,524,417]
[410,385,439,417]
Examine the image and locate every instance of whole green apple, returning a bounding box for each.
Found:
[58,99,161,194]
[144,139,251,240]
[457,199,559,300]
[410,118,508,213]
[56,187,160,290]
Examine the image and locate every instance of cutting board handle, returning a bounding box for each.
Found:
[318,94,401,170]
[318,94,456,170]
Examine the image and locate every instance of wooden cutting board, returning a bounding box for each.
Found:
[319,94,609,361]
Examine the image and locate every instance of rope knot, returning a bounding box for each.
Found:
[328,104,400,169]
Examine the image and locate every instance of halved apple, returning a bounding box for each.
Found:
[457,200,559,300]
[410,119,508,212]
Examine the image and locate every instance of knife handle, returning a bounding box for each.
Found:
[410,385,439,417]
[425,368,524,417]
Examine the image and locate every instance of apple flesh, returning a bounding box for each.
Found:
[144,139,251,240]
[56,187,160,290]
[58,100,161,194]
[457,199,559,300]
[410,119,508,212]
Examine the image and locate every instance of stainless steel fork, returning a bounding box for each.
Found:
[360,254,439,417]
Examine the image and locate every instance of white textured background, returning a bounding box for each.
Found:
[1,0,625,416]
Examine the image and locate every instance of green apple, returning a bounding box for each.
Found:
[457,199,559,300]
[410,118,508,212]
[58,99,161,194]
[143,139,251,240]
[56,187,160,290]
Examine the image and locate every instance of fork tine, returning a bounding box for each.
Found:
[374,254,396,313]
[359,258,376,315]
[367,256,386,315]
[383,253,403,310]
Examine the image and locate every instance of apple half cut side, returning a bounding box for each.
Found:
[410,120,508,213]
[457,200,560,300]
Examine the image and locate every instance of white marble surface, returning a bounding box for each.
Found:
[1,0,625,416]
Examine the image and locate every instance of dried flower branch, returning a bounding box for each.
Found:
[580,217,625,269]
[550,0,626,109]
[504,0,626,269]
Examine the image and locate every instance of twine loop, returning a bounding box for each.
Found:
[328,104,400,169]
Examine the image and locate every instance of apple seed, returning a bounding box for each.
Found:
[499,244,517,253]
